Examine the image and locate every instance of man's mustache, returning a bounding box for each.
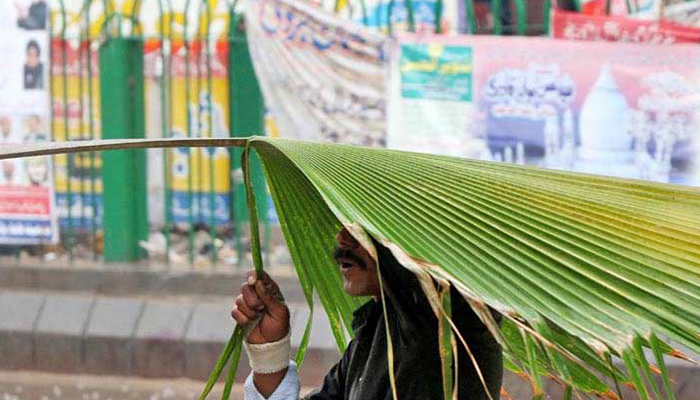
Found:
[333,247,367,269]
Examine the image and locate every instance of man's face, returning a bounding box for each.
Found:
[27,47,39,67]
[0,117,10,136]
[27,116,39,133]
[334,228,380,297]
[3,162,14,181]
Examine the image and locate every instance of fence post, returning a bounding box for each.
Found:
[228,13,269,266]
[98,37,149,262]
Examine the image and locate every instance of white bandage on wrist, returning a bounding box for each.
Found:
[244,331,291,374]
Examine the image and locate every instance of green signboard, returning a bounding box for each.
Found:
[400,44,473,102]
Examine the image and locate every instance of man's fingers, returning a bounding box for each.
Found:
[235,295,259,320]
[241,283,264,310]
[254,280,288,320]
[231,308,250,325]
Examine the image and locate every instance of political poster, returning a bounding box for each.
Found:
[246,0,388,146]
[50,40,103,231]
[143,42,233,226]
[0,0,58,243]
[388,34,700,187]
[550,8,700,44]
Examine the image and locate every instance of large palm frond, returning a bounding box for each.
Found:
[2,137,698,399]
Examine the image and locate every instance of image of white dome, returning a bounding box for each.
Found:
[578,65,633,164]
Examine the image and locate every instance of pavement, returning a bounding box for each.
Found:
[1,260,699,399]
[0,262,341,385]
[0,370,316,400]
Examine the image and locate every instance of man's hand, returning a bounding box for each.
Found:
[231,270,290,344]
[232,271,292,398]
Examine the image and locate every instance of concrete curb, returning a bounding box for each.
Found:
[0,290,340,384]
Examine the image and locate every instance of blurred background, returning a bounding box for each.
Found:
[0,0,698,397]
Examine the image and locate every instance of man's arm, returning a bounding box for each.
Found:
[231,271,292,397]
[244,362,300,400]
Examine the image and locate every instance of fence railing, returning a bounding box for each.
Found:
[47,0,271,267]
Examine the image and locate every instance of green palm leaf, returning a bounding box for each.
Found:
[1,136,698,398]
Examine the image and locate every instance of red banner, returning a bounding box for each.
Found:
[551,9,700,44]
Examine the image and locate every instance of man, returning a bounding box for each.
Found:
[16,0,47,30]
[23,40,43,90]
[0,115,21,185]
[23,114,47,142]
[232,228,503,399]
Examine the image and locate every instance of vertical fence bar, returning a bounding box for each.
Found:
[463,0,477,33]
[228,9,242,266]
[48,6,57,264]
[513,0,526,35]
[491,0,503,35]
[434,0,443,33]
[195,8,205,254]
[78,33,87,241]
[85,9,100,260]
[58,1,74,262]
[157,0,172,266]
[543,0,551,35]
[203,0,218,265]
[184,0,196,265]
[403,0,415,32]
[166,0,175,262]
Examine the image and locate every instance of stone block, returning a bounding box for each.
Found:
[185,341,252,381]
[0,291,45,370]
[0,266,38,289]
[183,302,236,380]
[83,297,144,375]
[36,268,101,292]
[34,294,94,373]
[0,291,45,331]
[133,300,193,377]
[184,302,233,343]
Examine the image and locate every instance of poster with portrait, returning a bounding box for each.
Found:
[388,34,700,187]
[0,0,57,244]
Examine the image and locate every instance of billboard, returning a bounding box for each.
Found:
[388,34,700,187]
[0,0,58,244]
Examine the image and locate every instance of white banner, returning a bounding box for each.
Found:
[0,0,57,244]
[388,34,700,187]
[246,0,388,146]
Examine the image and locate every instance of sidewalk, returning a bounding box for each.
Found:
[0,370,316,400]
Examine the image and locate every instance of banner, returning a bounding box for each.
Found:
[246,0,388,146]
[0,0,57,244]
[50,40,103,230]
[551,9,700,44]
[388,35,700,187]
[144,43,233,226]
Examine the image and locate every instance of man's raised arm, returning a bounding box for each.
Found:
[231,271,299,399]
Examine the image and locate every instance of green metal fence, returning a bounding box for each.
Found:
[48,0,270,267]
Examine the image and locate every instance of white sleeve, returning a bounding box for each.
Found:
[243,361,300,400]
